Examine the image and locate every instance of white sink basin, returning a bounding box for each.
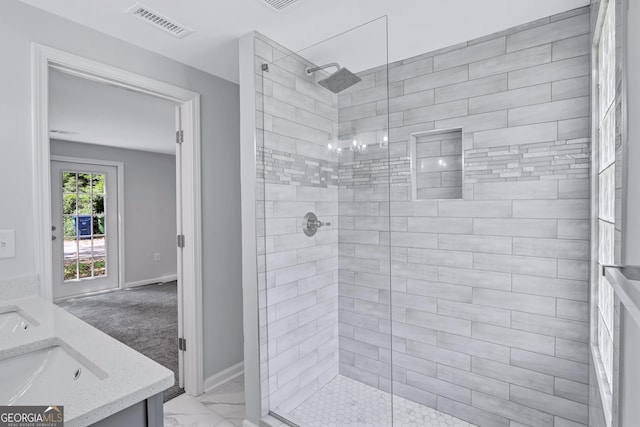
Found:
[0,311,33,334]
[0,305,38,335]
[0,342,107,405]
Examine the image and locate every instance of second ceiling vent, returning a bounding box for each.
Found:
[261,0,299,11]
[125,3,194,38]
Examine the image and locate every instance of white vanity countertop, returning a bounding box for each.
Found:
[0,294,174,427]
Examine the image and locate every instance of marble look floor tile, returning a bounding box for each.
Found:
[200,403,245,421]
[164,394,233,427]
[164,413,235,427]
[198,374,246,423]
[165,394,216,415]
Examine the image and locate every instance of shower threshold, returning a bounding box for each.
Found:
[271,375,476,427]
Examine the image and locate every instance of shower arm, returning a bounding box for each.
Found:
[306,62,341,75]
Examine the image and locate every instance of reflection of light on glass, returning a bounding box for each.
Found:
[380,135,389,148]
[438,159,447,167]
[349,138,368,152]
[328,142,344,155]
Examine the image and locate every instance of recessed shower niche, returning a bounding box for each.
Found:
[410,128,463,200]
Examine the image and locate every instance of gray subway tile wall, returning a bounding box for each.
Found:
[337,5,591,427]
[255,4,591,427]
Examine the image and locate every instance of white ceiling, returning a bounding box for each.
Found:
[49,69,177,155]
[21,0,589,84]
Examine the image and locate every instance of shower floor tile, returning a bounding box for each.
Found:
[287,375,475,427]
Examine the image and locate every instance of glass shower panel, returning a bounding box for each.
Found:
[256,17,391,426]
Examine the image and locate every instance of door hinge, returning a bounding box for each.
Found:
[178,337,186,351]
[176,129,184,144]
[177,234,185,248]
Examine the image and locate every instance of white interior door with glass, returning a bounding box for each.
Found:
[51,160,119,299]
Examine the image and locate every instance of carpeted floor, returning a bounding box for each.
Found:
[56,281,184,402]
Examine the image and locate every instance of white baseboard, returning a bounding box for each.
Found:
[123,274,177,289]
[204,361,244,393]
[242,421,258,427]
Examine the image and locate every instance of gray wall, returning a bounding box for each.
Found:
[255,33,341,414]
[50,140,177,286]
[619,309,640,427]
[0,0,242,379]
[622,0,639,267]
[338,6,591,427]
[619,0,640,426]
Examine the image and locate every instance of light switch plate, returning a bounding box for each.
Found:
[0,230,16,259]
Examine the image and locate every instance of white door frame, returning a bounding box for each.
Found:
[50,156,126,295]
[31,43,204,396]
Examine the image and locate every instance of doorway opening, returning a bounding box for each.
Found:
[31,44,204,397]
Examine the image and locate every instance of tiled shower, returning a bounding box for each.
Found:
[254,5,594,427]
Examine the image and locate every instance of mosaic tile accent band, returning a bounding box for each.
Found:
[257,146,339,187]
[465,137,590,183]
[339,155,410,189]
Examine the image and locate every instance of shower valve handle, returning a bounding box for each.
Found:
[309,218,331,228]
[303,212,330,237]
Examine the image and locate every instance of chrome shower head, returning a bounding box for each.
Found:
[306,63,362,93]
[318,68,362,93]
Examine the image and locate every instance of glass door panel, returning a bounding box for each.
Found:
[255,16,392,426]
[52,161,119,298]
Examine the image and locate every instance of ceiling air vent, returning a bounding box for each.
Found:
[125,3,194,39]
[261,0,299,11]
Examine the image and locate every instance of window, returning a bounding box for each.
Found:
[595,0,616,407]
[62,171,107,281]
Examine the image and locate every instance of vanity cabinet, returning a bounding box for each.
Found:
[91,393,164,427]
